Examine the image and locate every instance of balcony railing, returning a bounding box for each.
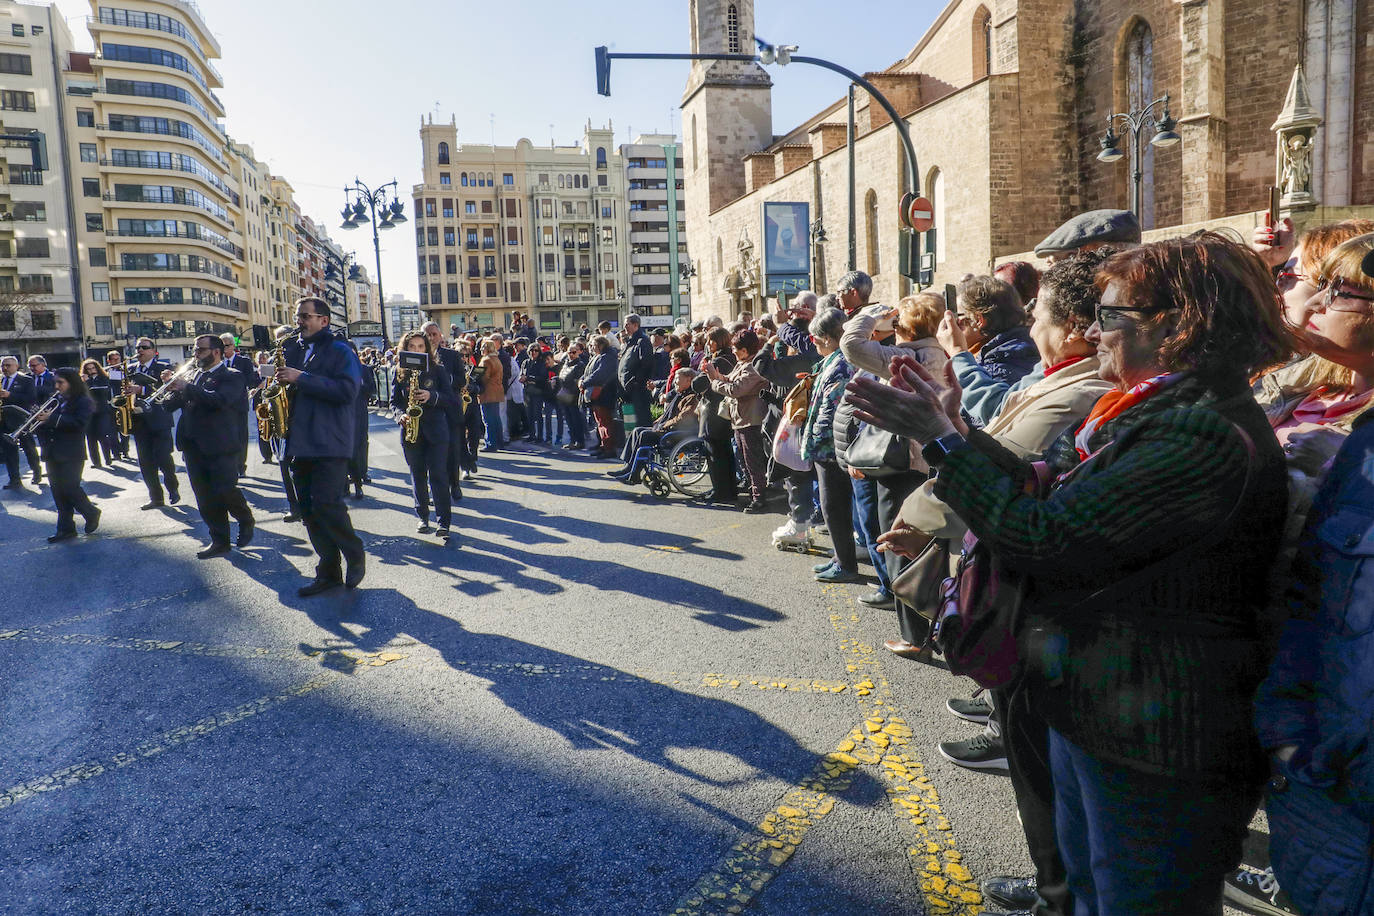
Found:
[5,172,43,186]
[106,227,244,260]
[578,268,592,277]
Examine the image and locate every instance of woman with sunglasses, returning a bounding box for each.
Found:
[847,234,1295,915]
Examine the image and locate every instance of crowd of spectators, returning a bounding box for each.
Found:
[592,211,1374,916]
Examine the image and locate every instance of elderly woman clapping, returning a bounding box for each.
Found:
[846,233,1295,916]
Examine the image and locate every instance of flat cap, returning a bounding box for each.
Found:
[1034,209,1141,257]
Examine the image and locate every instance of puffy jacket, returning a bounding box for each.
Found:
[976,325,1039,386]
[1256,416,1374,821]
[283,329,361,460]
[801,350,854,463]
[710,357,768,430]
[582,352,619,406]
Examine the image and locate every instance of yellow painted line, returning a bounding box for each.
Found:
[0,652,407,814]
[823,587,983,916]
[668,723,868,916]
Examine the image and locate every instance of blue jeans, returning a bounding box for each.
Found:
[479,402,503,449]
[850,475,889,593]
[1048,728,1257,916]
[526,391,546,440]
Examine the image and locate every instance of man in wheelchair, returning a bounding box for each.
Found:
[606,369,701,486]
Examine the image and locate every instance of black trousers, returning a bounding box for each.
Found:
[404,437,451,529]
[445,417,464,489]
[236,411,250,474]
[626,385,653,433]
[995,686,1073,916]
[459,405,482,472]
[276,444,300,515]
[784,468,817,523]
[706,432,737,500]
[2,436,20,484]
[349,419,370,487]
[562,400,586,448]
[816,459,858,571]
[46,457,96,534]
[133,427,179,502]
[289,457,364,580]
[184,447,253,545]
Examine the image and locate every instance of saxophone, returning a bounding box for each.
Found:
[402,369,424,445]
[110,360,135,436]
[257,333,295,441]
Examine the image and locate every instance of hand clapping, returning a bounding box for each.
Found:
[843,353,968,446]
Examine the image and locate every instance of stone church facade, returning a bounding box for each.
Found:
[682,0,1374,319]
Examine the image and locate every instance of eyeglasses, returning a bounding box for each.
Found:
[1314,276,1374,314]
[1093,303,1170,329]
[136,344,154,350]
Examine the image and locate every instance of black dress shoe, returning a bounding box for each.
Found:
[30,472,42,485]
[297,578,343,597]
[451,487,463,501]
[197,543,232,559]
[47,531,77,543]
[344,559,366,590]
[362,475,372,483]
[353,484,363,499]
[84,508,102,534]
[140,501,165,511]
[236,521,255,548]
[282,512,301,523]
[168,490,181,505]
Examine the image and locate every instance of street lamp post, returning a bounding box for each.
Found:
[1095,93,1182,220]
[339,178,407,347]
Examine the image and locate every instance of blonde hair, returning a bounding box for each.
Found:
[897,292,947,340]
[1306,232,1374,386]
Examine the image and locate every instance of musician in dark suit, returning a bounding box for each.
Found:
[277,297,365,596]
[126,337,181,509]
[1,356,39,490]
[159,335,255,558]
[392,330,454,541]
[104,350,131,459]
[20,355,54,484]
[220,333,259,477]
[35,367,100,542]
[424,321,466,501]
[346,340,374,500]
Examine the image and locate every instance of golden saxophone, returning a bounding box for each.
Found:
[402,368,424,445]
[257,332,297,441]
[110,359,136,436]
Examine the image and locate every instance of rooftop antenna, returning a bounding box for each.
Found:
[549,123,555,148]
[489,113,496,146]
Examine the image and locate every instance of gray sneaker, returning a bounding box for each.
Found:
[937,729,1008,771]
[946,693,994,724]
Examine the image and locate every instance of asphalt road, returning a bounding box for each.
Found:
[0,412,1258,915]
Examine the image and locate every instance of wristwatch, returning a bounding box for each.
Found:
[921,432,969,467]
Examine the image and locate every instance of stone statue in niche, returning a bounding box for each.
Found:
[1282,134,1313,198]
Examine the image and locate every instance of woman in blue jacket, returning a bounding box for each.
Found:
[1254,412,1374,916]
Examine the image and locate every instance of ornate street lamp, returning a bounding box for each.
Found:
[339,178,405,347]
[1096,93,1181,219]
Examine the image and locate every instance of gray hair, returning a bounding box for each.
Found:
[219,332,235,345]
[591,334,612,353]
[623,313,642,327]
[791,289,819,309]
[675,367,699,383]
[421,321,441,334]
[808,307,847,345]
[817,293,840,311]
[704,315,724,329]
[836,270,873,302]
[28,354,47,365]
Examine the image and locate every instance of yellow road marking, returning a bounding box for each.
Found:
[0,652,407,814]
[668,723,867,916]
[823,587,983,916]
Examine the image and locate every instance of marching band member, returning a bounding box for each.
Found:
[103,350,130,460]
[392,330,455,541]
[1,355,39,490]
[423,321,467,501]
[36,367,100,542]
[80,359,117,468]
[277,297,366,596]
[126,337,181,510]
[346,339,374,501]
[220,333,259,477]
[159,335,255,558]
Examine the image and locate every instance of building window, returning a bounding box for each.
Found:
[503,173,514,185]
[602,227,614,243]
[85,213,104,231]
[598,174,607,187]
[865,189,880,276]
[505,199,518,218]
[440,173,450,185]
[465,202,476,215]
[438,142,450,165]
[89,247,107,267]
[447,283,459,304]
[972,6,992,81]
[0,90,35,111]
[425,199,436,217]
[79,143,97,162]
[442,200,454,218]
[596,148,607,170]
[16,238,49,258]
[31,310,56,331]
[95,315,113,335]
[82,178,100,197]
[76,107,94,127]
[9,24,21,37]
[557,175,565,189]
[0,52,31,75]
[727,4,740,53]
[14,201,45,221]
[460,173,468,187]
[419,285,428,305]
[92,282,110,301]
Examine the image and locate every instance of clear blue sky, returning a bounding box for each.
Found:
[52,0,944,307]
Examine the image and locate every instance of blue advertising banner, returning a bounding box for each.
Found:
[762,201,811,296]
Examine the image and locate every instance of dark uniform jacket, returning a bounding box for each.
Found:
[1,371,37,411]
[30,370,56,402]
[433,347,468,423]
[226,353,260,388]
[283,328,362,460]
[38,394,94,463]
[617,328,653,390]
[390,366,453,444]
[161,362,249,456]
[130,358,175,433]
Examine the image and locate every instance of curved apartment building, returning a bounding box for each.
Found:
[68,0,245,356]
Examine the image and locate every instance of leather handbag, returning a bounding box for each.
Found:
[845,420,910,477]
[932,421,1258,690]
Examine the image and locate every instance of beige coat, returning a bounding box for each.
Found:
[840,307,948,382]
[898,356,1112,538]
[710,359,769,429]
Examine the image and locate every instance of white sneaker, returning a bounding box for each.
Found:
[772,518,804,540]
